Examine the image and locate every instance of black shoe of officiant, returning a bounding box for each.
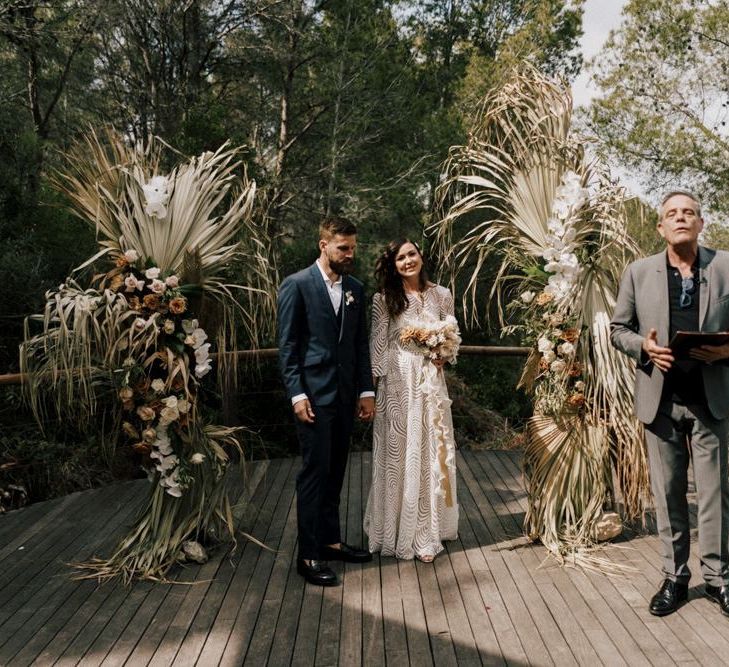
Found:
[321,543,372,563]
[705,584,729,618]
[649,579,688,616]
[297,559,338,586]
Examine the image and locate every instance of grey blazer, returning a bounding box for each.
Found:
[610,246,729,424]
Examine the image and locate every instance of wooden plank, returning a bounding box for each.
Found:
[0,482,143,665]
[491,451,665,667]
[431,551,480,665]
[453,460,523,666]
[398,559,434,666]
[215,459,300,666]
[100,461,280,667]
[313,451,349,667]
[26,577,124,667]
[496,451,719,666]
[360,452,385,667]
[474,449,624,666]
[167,460,273,666]
[57,581,156,667]
[178,459,287,666]
[457,453,565,666]
[0,484,122,602]
[45,467,256,667]
[469,451,609,666]
[442,537,504,666]
[484,451,632,667]
[378,557,409,665]
[264,519,306,664]
[243,459,303,665]
[633,495,729,644]
[621,522,729,664]
[338,451,363,666]
[0,493,69,554]
[142,465,267,667]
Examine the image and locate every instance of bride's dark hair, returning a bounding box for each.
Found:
[374,238,429,318]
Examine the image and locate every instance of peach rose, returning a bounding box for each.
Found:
[137,405,156,421]
[562,327,580,343]
[168,296,187,314]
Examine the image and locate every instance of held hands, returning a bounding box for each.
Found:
[431,358,446,369]
[642,328,674,372]
[357,396,375,422]
[690,342,729,364]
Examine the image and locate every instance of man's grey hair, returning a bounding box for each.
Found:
[659,190,702,219]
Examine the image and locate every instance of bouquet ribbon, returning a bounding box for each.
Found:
[420,362,455,508]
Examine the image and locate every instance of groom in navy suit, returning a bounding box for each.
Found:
[278,216,375,586]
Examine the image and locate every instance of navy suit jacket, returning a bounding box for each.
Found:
[277,263,374,406]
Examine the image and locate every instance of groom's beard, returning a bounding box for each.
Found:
[329,257,355,275]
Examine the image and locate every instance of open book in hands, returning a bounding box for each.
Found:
[669,331,729,360]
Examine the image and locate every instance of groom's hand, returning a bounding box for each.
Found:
[357,396,375,422]
[293,398,315,423]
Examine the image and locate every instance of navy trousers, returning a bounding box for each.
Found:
[294,397,356,560]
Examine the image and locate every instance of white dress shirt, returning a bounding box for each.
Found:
[291,260,374,406]
[316,259,343,314]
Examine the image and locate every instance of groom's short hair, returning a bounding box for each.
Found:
[319,216,357,240]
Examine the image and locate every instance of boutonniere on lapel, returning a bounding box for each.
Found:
[344,290,355,306]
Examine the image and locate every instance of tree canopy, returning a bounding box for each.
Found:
[0,0,584,368]
[587,0,729,215]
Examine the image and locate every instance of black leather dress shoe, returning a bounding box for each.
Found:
[296,559,338,586]
[649,579,688,616]
[321,543,372,563]
[705,584,729,617]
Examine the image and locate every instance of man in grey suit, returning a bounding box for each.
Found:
[611,190,729,617]
[278,216,375,586]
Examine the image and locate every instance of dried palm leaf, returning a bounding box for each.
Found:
[429,64,651,561]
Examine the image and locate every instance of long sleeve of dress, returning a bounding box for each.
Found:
[439,286,455,319]
[370,292,389,378]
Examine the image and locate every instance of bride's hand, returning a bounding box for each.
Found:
[431,358,446,369]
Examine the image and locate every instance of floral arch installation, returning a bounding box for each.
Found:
[20,130,276,582]
[430,65,651,561]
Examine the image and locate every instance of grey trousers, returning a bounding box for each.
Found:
[645,401,729,586]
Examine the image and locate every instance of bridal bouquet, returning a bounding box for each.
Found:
[399,315,461,364]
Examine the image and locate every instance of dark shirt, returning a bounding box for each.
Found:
[663,258,705,405]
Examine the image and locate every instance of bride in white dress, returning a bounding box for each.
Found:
[364,239,459,562]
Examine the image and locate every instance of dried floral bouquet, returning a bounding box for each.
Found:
[20,130,273,581]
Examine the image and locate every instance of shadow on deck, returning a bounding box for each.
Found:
[1,450,728,666]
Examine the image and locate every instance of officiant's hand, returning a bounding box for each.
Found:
[642,328,674,372]
[357,396,375,422]
[293,398,315,423]
[690,342,729,364]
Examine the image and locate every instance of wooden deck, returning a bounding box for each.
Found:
[1,450,729,666]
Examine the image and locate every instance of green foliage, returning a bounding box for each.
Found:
[624,196,664,256]
[588,0,729,214]
[703,221,729,252]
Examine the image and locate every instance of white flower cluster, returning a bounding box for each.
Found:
[541,171,589,303]
[123,265,179,294]
[142,175,170,219]
[183,318,212,377]
[537,334,575,373]
[149,395,191,497]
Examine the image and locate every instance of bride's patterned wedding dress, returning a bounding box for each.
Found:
[364,285,459,560]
